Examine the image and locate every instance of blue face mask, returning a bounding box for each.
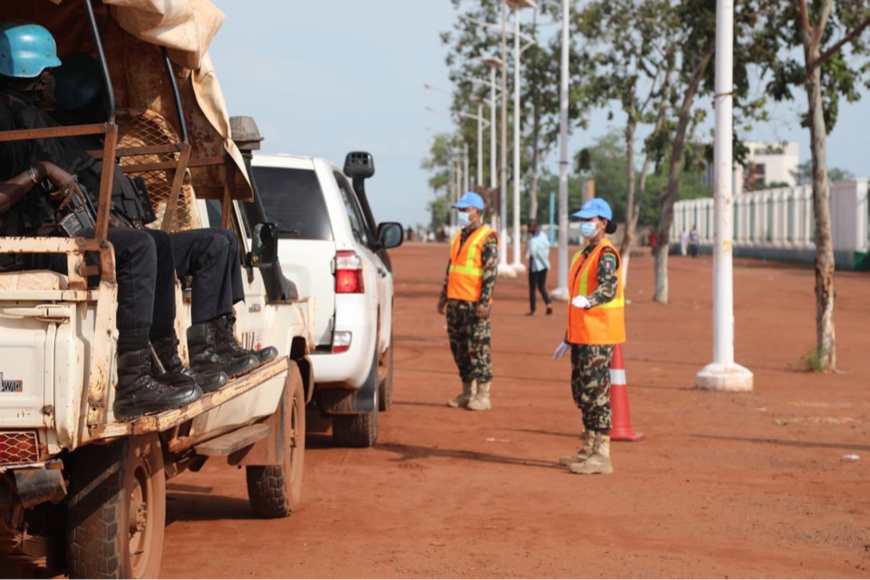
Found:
[580,221,600,239]
[457,211,471,228]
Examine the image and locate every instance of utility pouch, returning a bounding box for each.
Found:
[112,173,157,229]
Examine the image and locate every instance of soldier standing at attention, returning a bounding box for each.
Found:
[438,192,499,411]
[552,198,625,474]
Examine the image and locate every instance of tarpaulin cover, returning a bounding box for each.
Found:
[5,0,252,200]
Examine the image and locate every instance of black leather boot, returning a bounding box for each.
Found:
[152,333,228,393]
[113,348,201,420]
[214,314,279,366]
[188,321,258,379]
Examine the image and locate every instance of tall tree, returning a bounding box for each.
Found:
[576,0,676,287]
[421,133,457,230]
[768,0,870,371]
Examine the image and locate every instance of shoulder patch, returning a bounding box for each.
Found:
[600,250,618,270]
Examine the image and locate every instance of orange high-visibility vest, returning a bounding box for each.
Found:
[447,225,498,302]
[567,238,626,345]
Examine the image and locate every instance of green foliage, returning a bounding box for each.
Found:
[534,130,711,225]
[421,132,456,230]
[798,344,825,372]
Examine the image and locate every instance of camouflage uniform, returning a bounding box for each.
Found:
[440,224,498,384]
[570,242,619,434]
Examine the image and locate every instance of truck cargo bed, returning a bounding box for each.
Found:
[90,356,289,439]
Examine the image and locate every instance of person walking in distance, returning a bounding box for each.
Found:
[679,228,689,256]
[689,224,700,257]
[525,219,553,316]
[438,192,499,411]
[553,198,625,475]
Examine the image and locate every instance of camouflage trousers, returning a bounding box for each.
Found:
[446,300,493,384]
[570,344,614,433]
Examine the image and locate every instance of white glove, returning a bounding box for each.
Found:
[571,295,591,309]
[553,342,570,360]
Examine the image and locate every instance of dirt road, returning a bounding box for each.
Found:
[161,243,869,578]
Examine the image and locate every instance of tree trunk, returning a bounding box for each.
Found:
[654,45,714,303]
[621,116,637,288]
[528,104,541,222]
[804,43,837,371]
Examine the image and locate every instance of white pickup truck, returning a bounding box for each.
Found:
[0,3,314,578]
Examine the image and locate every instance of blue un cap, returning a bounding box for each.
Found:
[453,192,485,211]
[572,198,612,221]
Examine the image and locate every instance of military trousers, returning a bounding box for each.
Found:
[570,344,614,433]
[446,300,493,384]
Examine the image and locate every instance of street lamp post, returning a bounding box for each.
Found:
[695,0,753,392]
[550,0,571,301]
[505,0,536,275]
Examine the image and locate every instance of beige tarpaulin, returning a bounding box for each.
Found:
[8,0,252,201]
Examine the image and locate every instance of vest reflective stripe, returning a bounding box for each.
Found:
[567,239,626,345]
[447,225,497,302]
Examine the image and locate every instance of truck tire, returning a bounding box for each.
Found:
[246,363,306,518]
[378,336,394,412]
[66,433,165,579]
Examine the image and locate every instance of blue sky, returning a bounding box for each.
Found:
[208,1,869,228]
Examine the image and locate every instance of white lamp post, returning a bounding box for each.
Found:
[505,0,536,275]
[550,0,571,302]
[695,0,753,391]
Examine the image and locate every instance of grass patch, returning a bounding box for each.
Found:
[798,345,824,372]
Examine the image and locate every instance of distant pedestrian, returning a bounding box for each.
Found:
[649,231,658,256]
[438,192,499,411]
[553,198,625,475]
[525,220,553,316]
[679,229,689,256]
[689,224,700,257]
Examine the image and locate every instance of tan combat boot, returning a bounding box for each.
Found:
[559,429,596,466]
[568,432,613,475]
[447,380,477,408]
[466,381,491,411]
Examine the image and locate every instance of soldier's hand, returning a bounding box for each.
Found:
[553,341,570,360]
[475,304,490,319]
[41,162,84,210]
[437,297,447,315]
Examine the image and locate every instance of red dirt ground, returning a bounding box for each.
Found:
[160,243,869,579]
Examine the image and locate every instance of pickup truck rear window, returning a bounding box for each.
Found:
[252,166,334,241]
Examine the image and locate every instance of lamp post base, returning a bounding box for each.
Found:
[550,286,570,302]
[696,362,753,392]
[497,264,517,278]
[510,262,527,274]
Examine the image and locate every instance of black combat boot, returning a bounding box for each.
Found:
[113,348,201,420]
[151,333,228,393]
[214,314,279,366]
[188,321,258,379]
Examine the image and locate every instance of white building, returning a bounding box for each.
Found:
[704,141,800,194]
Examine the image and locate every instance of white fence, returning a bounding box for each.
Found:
[671,180,869,264]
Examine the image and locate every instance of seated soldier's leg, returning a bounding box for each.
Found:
[142,229,227,393]
[106,228,201,419]
[169,229,259,378]
[172,229,277,370]
[206,228,278,365]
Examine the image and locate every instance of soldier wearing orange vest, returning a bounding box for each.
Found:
[553,198,625,475]
[437,192,499,411]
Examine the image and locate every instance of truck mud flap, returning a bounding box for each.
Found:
[13,464,67,509]
[318,380,376,416]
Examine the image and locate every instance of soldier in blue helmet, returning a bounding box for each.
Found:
[437,192,500,411]
[552,198,625,475]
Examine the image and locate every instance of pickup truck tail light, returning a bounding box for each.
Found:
[335,251,364,294]
[0,431,39,467]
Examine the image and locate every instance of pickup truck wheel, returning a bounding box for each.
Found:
[378,338,394,412]
[246,363,306,518]
[66,433,165,579]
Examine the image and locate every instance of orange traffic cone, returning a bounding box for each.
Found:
[610,344,644,442]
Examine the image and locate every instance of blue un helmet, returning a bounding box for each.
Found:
[0,22,63,79]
